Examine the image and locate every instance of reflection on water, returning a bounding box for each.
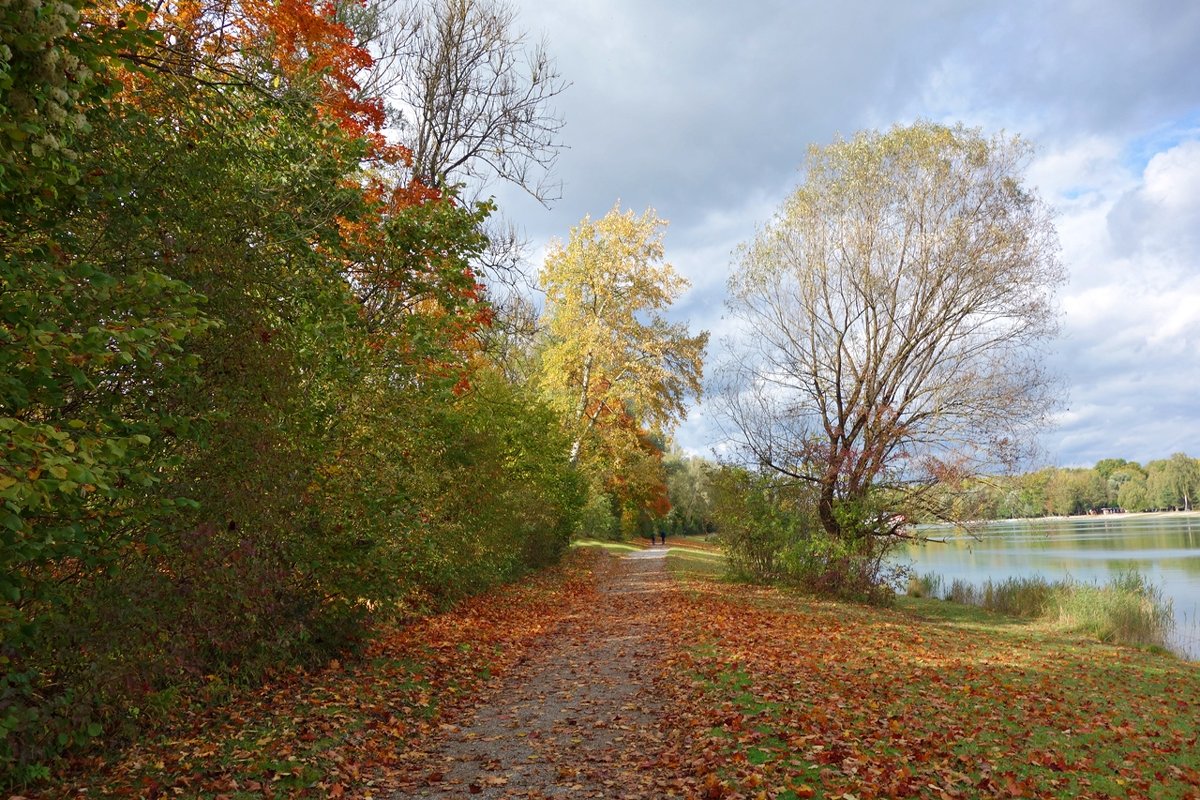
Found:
[901,514,1200,659]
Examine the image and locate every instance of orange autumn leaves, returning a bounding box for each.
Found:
[91,0,489,374]
[55,551,605,797]
[96,0,386,155]
[661,581,1200,800]
[242,0,378,136]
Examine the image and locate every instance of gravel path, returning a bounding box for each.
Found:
[389,548,680,799]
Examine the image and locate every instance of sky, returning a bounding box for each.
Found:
[483,0,1200,469]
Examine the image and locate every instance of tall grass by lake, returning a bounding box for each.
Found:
[908,571,1176,652]
[902,514,1200,658]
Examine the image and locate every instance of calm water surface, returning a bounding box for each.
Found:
[901,514,1200,659]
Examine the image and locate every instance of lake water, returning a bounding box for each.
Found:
[900,513,1200,660]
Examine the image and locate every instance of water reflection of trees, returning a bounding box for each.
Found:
[903,516,1200,601]
[903,517,1200,660]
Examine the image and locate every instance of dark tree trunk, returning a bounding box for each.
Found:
[818,479,840,539]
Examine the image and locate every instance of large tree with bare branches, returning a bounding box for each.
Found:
[383,0,566,202]
[721,122,1065,541]
[358,0,566,353]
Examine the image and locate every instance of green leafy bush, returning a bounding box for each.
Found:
[710,467,903,603]
[0,3,587,783]
[576,487,620,541]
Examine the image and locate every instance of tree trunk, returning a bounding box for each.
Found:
[818,479,840,539]
[568,352,594,466]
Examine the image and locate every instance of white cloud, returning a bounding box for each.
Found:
[1027,136,1130,201]
[494,0,1200,466]
[1109,140,1200,258]
[1040,136,1200,465]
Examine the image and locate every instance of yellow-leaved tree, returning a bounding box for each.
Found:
[538,204,708,470]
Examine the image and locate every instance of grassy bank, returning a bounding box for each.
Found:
[908,572,1177,653]
[666,568,1200,799]
[570,538,648,553]
[665,545,727,580]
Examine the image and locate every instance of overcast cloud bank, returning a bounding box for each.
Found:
[491,1,1200,468]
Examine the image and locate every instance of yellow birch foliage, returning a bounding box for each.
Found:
[538,203,708,466]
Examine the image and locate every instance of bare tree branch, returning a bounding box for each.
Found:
[717,123,1065,540]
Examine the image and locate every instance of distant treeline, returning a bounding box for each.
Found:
[657,452,1200,538]
[923,454,1200,520]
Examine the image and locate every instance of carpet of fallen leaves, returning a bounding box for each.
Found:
[36,550,605,799]
[388,547,688,799]
[25,545,1200,800]
[657,578,1200,800]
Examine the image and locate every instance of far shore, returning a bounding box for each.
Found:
[916,509,1200,528]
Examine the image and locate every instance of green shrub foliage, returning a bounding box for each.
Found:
[709,467,902,603]
[0,2,584,782]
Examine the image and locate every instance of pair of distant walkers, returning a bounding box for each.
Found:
[648,531,667,546]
